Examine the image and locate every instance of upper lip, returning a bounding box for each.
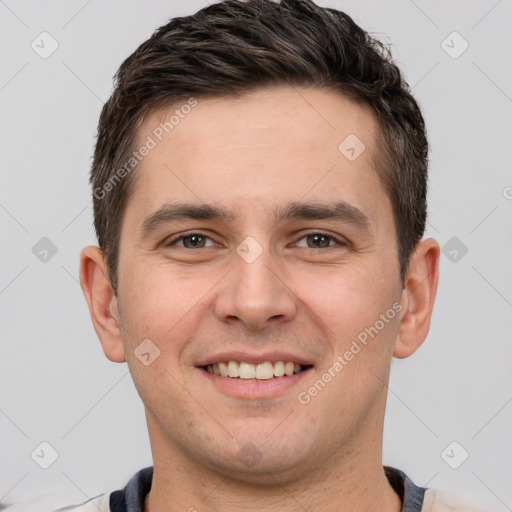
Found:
[195,350,314,367]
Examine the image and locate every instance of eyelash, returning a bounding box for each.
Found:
[164,231,348,249]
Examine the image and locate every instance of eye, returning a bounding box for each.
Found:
[295,232,346,249]
[166,233,216,249]
[164,231,347,250]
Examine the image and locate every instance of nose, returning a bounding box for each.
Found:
[213,243,297,332]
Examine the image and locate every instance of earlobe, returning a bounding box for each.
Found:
[393,238,440,359]
[79,246,126,363]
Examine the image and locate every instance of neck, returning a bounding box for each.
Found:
[144,422,401,512]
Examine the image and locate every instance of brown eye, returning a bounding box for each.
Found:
[295,232,345,249]
[166,233,215,248]
[182,235,207,248]
[306,234,331,248]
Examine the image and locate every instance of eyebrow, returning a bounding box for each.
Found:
[270,201,371,233]
[139,202,235,238]
[138,200,372,239]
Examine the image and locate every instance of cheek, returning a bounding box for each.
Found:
[292,262,401,392]
[116,265,213,410]
[118,260,221,349]
[302,266,399,417]
[295,262,396,335]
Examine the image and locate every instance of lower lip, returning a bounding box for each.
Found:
[198,367,313,399]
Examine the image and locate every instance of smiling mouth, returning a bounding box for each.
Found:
[202,361,313,381]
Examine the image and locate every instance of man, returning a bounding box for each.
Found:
[6,0,486,510]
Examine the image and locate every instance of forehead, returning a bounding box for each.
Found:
[144,86,381,163]
[127,86,390,229]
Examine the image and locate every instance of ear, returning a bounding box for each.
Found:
[394,238,440,359]
[79,246,126,363]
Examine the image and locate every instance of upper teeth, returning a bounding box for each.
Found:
[206,361,303,380]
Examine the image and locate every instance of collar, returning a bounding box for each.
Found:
[110,465,426,512]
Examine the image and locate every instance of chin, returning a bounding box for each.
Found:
[201,442,315,486]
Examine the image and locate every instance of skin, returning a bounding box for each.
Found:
[80,86,439,512]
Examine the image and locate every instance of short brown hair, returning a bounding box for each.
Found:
[90,0,428,294]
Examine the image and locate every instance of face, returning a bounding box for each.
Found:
[113,86,405,481]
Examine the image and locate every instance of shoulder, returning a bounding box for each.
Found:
[1,492,111,512]
[1,466,153,512]
[384,466,493,512]
[422,488,493,512]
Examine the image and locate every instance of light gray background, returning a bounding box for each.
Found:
[1,0,511,509]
